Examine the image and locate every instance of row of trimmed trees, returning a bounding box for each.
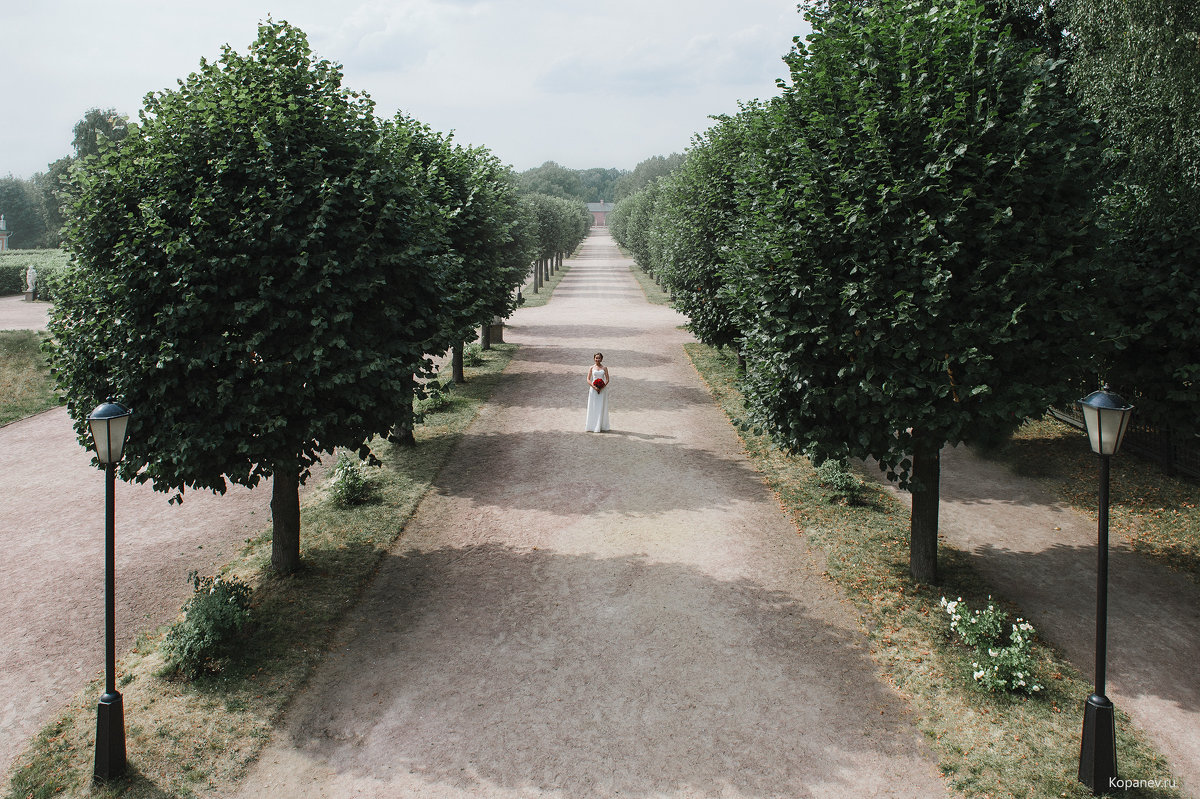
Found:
[524,193,592,298]
[48,20,588,574]
[612,0,1200,583]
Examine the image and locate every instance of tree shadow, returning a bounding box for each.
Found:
[428,430,771,516]
[271,543,948,798]
[491,371,713,413]
[863,447,1079,511]
[512,344,676,369]
[506,322,635,342]
[962,540,1200,718]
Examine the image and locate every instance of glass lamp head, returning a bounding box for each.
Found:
[1077,389,1133,456]
[88,401,132,464]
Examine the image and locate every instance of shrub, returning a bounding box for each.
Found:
[941,596,1042,694]
[0,250,72,299]
[814,458,861,504]
[160,572,253,679]
[0,263,23,295]
[463,341,486,366]
[415,380,455,415]
[327,452,372,506]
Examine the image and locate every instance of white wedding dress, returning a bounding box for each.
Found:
[585,366,610,432]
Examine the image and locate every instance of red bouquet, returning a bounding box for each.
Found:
[592,377,605,392]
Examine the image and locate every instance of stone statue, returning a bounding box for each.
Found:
[26,266,37,294]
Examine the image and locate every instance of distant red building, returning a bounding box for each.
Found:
[587,202,614,226]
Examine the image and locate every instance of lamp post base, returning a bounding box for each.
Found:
[1079,693,1117,795]
[94,691,126,781]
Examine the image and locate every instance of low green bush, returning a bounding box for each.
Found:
[160,572,253,679]
[0,264,23,295]
[415,380,455,415]
[941,596,1042,694]
[0,250,72,299]
[327,452,373,506]
[813,458,861,504]
[34,262,74,304]
[463,341,486,366]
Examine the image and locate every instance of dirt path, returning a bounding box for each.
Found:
[231,230,951,798]
[877,446,1199,795]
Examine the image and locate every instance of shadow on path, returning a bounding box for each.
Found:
[269,544,942,798]
[430,430,767,516]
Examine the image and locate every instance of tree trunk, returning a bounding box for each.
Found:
[452,341,465,384]
[270,466,301,575]
[909,428,942,584]
[481,323,492,350]
[394,372,417,447]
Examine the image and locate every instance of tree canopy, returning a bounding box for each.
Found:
[1065,0,1200,434]
[50,20,444,574]
[71,107,130,160]
[618,0,1104,582]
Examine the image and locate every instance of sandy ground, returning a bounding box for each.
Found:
[0,295,51,331]
[231,231,952,798]
[876,446,1200,795]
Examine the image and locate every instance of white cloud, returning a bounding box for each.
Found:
[0,0,808,179]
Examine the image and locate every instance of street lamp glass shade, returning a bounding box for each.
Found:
[88,402,132,464]
[1077,390,1134,456]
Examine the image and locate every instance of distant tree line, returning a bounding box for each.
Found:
[612,0,1200,584]
[517,153,684,205]
[0,108,129,249]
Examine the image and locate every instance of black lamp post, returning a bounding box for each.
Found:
[88,400,132,782]
[1076,387,1133,795]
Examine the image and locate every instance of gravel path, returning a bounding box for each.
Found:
[232,230,951,798]
[0,295,51,331]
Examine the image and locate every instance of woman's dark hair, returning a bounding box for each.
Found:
[593,352,604,361]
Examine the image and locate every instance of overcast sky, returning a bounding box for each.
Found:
[1,1,809,181]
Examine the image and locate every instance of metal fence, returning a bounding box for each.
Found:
[1049,406,1200,480]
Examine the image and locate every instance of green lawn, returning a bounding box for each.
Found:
[0,330,60,425]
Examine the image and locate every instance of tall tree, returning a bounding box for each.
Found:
[33,158,72,248]
[612,153,684,201]
[49,20,442,575]
[651,108,767,352]
[393,117,535,384]
[729,0,1102,582]
[0,176,49,249]
[1065,0,1200,434]
[71,107,130,160]
[517,161,585,201]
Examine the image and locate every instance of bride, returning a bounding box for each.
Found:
[585,352,610,432]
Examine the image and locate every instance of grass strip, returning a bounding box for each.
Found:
[518,258,573,309]
[0,330,60,425]
[685,342,1183,799]
[627,263,672,306]
[6,344,518,799]
[986,415,1199,583]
